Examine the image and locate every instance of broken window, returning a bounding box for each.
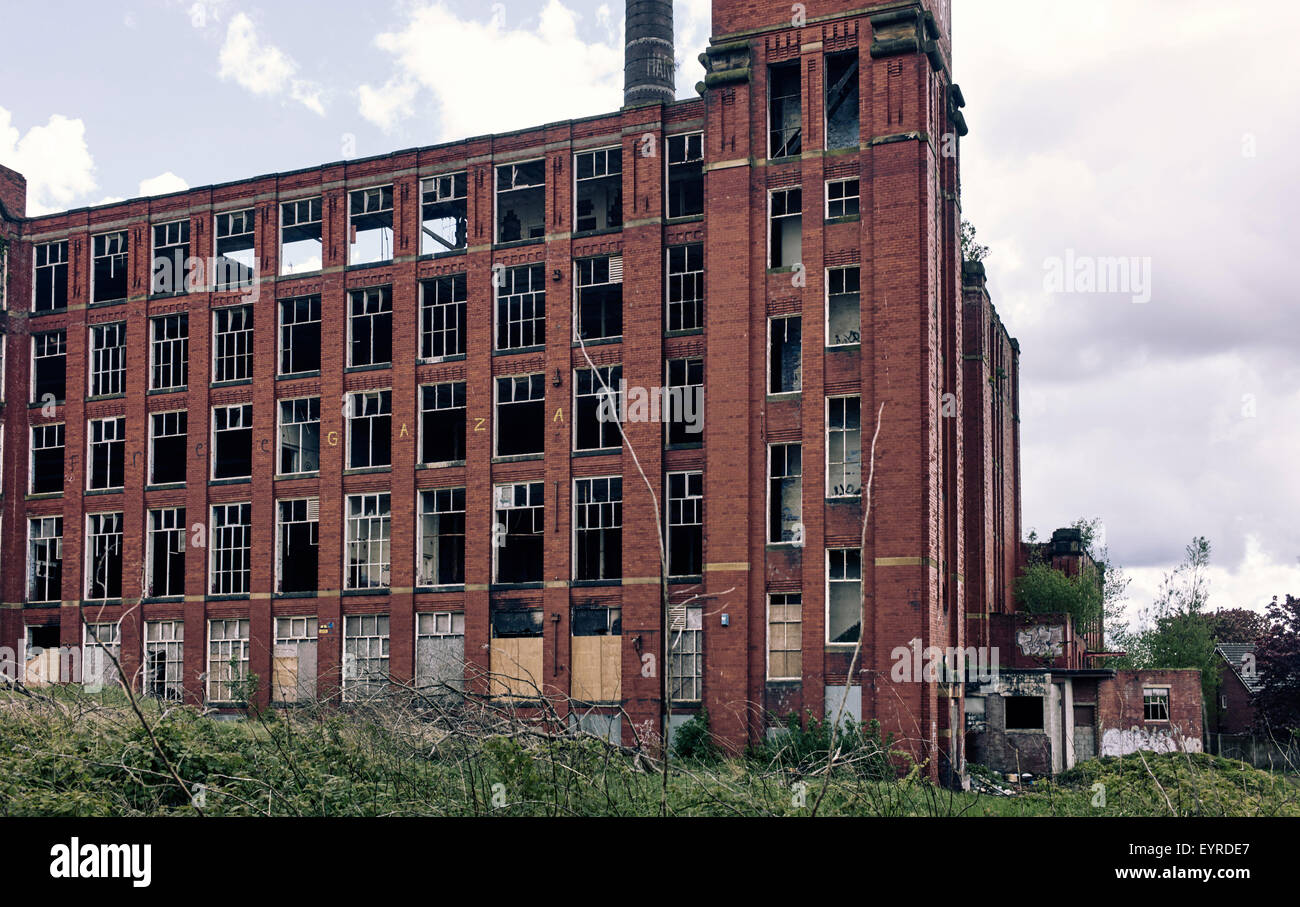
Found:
[574,476,622,581]
[348,390,392,469]
[91,231,128,303]
[277,498,319,594]
[89,321,126,397]
[826,548,862,644]
[88,416,125,490]
[1143,687,1170,721]
[420,382,466,464]
[575,365,622,451]
[27,517,63,602]
[1006,695,1044,730]
[665,357,704,446]
[280,197,323,275]
[768,61,803,158]
[152,220,191,296]
[273,617,317,703]
[827,395,862,497]
[667,471,703,578]
[769,187,802,269]
[416,611,466,694]
[212,404,252,480]
[574,147,622,233]
[496,263,545,351]
[83,621,122,690]
[769,315,802,394]
[571,605,621,702]
[826,177,860,219]
[147,507,186,598]
[824,51,860,150]
[213,305,253,382]
[279,295,321,375]
[668,605,703,702]
[575,254,623,342]
[768,593,803,680]
[151,313,189,391]
[85,512,123,600]
[214,209,256,291]
[208,618,250,703]
[343,614,390,700]
[278,397,320,475]
[419,487,466,587]
[827,266,861,346]
[32,331,66,404]
[666,243,704,332]
[496,160,545,243]
[494,374,545,457]
[346,493,391,589]
[30,423,64,495]
[33,241,69,311]
[769,443,803,544]
[666,132,704,219]
[149,411,188,485]
[421,172,468,254]
[494,481,544,584]
[209,502,251,595]
[349,286,392,366]
[421,274,467,359]
[349,186,394,265]
[144,620,184,700]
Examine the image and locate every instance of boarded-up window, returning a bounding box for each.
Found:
[273,617,317,703]
[417,611,466,697]
[571,606,621,703]
[490,609,543,700]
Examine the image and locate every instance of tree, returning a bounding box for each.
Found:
[1253,595,1300,739]
[1111,537,1220,704]
[960,219,989,263]
[1205,607,1269,645]
[1015,562,1102,631]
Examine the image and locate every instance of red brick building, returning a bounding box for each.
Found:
[0,0,1010,777]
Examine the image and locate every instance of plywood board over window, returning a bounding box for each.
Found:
[489,636,544,700]
[571,636,621,703]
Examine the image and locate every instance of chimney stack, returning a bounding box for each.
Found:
[624,0,675,106]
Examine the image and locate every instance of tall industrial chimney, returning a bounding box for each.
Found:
[624,0,675,106]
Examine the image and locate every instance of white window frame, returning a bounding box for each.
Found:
[1143,686,1171,722]
[825,177,860,220]
[149,410,188,486]
[279,196,323,276]
[418,487,466,588]
[496,263,546,351]
[209,502,252,595]
[826,394,862,499]
[345,492,391,590]
[27,516,63,603]
[346,389,392,470]
[665,132,704,220]
[144,619,184,700]
[826,265,861,348]
[150,312,189,391]
[212,304,254,382]
[275,497,319,594]
[87,416,125,491]
[207,618,251,703]
[767,442,803,545]
[572,475,622,582]
[573,146,622,233]
[277,397,321,477]
[665,242,704,332]
[213,208,256,291]
[767,593,803,681]
[420,274,467,360]
[342,614,390,699]
[826,548,863,647]
[29,422,64,495]
[347,185,395,265]
[211,403,253,480]
[33,240,69,312]
[147,507,187,598]
[88,321,126,397]
[347,285,393,367]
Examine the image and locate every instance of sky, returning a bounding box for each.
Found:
[1,0,1296,625]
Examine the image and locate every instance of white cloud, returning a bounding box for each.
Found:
[358,1,623,140]
[137,171,190,197]
[218,12,325,115]
[0,107,97,216]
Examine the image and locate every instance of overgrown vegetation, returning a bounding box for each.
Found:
[2,689,1295,817]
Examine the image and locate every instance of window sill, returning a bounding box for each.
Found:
[208,594,251,602]
[665,441,704,451]
[767,391,802,401]
[85,487,124,496]
[143,596,185,604]
[87,393,126,403]
[572,447,621,458]
[81,599,123,607]
[342,588,390,597]
[344,466,392,476]
[766,678,802,685]
[492,453,543,464]
[31,306,69,316]
[29,401,65,410]
[24,601,61,609]
[345,363,391,373]
[276,471,320,480]
[146,482,186,492]
[665,328,704,338]
[826,343,861,352]
[415,585,466,594]
[766,543,804,551]
[344,260,395,272]
[419,247,468,261]
[25,492,64,501]
[493,345,545,357]
[210,477,252,486]
[572,226,623,240]
[210,379,252,389]
[664,214,705,225]
[278,268,323,279]
[148,386,187,396]
[149,290,191,301]
[277,370,321,381]
[417,460,466,469]
[668,576,703,586]
[766,267,799,276]
[825,496,861,504]
[419,353,467,365]
[824,215,861,226]
[493,237,544,251]
[571,336,621,348]
[88,298,126,309]
[572,579,622,588]
[490,582,543,591]
[274,591,318,599]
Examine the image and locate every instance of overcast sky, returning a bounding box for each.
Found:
[2,0,1295,624]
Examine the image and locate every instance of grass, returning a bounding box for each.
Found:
[1,689,1296,817]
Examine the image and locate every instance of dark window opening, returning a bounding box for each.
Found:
[828,266,861,346]
[30,424,65,495]
[213,404,252,480]
[495,374,545,457]
[496,263,545,351]
[151,313,189,390]
[32,331,66,404]
[825,51,860,150]
[92,231,128,303]
[1005,696,1044,730]
[575,365,622,451]
[348,390,392,469]
[34,241,69,311]
[666,243,704,331]
[152,220,191,296]
[574,148,622,233]
[86,513,123,600]
[572,606,621,636]
[150,411,188,485]
[421,382,466,464]
[421,172,468,254]
[494,482,544,584]
[420,487,466,587]
[491,608,544,638]
[279,295,321,375]
[279,397,320,475]
[278,498,319,594]
[666,357,704,446]
[349,286,392,367]
[667,471,703,578]
[770,187,802,269]
[769,62,803,159]
[769,443,802,544]
[574,476,622,581]
[421,274,467,359]
[666,133,704,219]
[496,160,546,243]
[89,417,125,490]
[213,305,254,382]
[576,255,623,342]
[770,315,802,393]
[148,508,186,598]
